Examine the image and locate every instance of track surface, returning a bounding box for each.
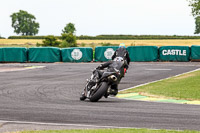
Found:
[0,62,200,131]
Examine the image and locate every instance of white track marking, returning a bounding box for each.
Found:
[0,66,45,72]
[0,120,184,131]
[0,120,137,129]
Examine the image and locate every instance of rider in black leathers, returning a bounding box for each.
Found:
[97,43,130,96]
[81,43,130,100]
[111,43,130,71]
[95,57,126,96]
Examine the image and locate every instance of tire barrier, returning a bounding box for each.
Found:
[0,48,3,62]
[127,46,158,62]
[61,47,93,62]
[0,46,200,63]
[28,47,61,63]
[191,45,200,61]
[0,47,28,62]
[159,46,190,62]
[95,46,119,62]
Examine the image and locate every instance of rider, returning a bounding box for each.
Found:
[112,43,130,73]
[80,57,125,101]
[95,57,126,97]
[94,43,130,96]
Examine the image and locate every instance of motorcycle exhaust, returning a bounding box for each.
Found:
[109,75,117,82]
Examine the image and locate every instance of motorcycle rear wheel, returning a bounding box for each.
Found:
[89,82,108,102]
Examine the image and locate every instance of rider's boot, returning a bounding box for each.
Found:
[109,84,118,96]
[104,92,109,98]
[80,92,87,101]
[109,88,118,96]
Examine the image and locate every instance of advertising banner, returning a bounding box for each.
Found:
[159,46,190,62]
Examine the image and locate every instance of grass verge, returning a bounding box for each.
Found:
[119,69,200,101]
[9,128,200,133]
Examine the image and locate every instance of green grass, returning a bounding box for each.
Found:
[10,128,200,133]
[120,70,200,101]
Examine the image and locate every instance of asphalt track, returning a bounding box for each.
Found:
[0,62,200,132]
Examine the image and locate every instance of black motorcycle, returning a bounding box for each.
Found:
[80,60,125,102]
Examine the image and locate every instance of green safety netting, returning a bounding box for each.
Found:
[127,46,158,62]
[0,47,28,62]
[159,46,190,62]
[28,47,61,62]
[61,47,93,62]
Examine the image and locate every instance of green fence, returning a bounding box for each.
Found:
[191,45,200,61]
[28,47,61,62]
[127,46,158,62]
[0,47,28,62]
[159,46,190,62]
[95,46,119,62]
[0,48,3,61]
[1,46,200,63]
[61,47,93,62]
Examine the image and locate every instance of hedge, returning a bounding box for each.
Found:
[8,36,61,39]
[0,36,5,39]
[8,35,200,40]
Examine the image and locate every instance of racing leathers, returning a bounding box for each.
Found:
[111,47,130,70]
[96,59,126,96]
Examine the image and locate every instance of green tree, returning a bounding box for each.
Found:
[194,16,200,34]
[10,10,40,36]
[60,33,77,47]
[37,35,60,47]
[188,0,200,34]
[62,23,76,34]
[188,0,200,17]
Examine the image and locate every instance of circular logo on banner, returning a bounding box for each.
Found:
[104,48,115,59]
[71,49,83,60]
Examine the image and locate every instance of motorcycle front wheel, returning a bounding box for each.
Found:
[89,82,108,102]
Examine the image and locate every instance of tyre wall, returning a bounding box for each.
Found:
[127,46,158,62]
[0,47,28,62]
[191,45,200,61]
[0,46,200,63]
[61,47,93,62]
[95,46,119,62]
[28,47,61,62]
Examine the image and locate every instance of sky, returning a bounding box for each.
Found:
[0,0,196,38]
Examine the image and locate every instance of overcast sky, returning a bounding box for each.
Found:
[0,0,195,38]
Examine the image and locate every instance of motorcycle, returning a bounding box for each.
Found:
[80,60,125,102]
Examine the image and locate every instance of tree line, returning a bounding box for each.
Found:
[8,34,200,40]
